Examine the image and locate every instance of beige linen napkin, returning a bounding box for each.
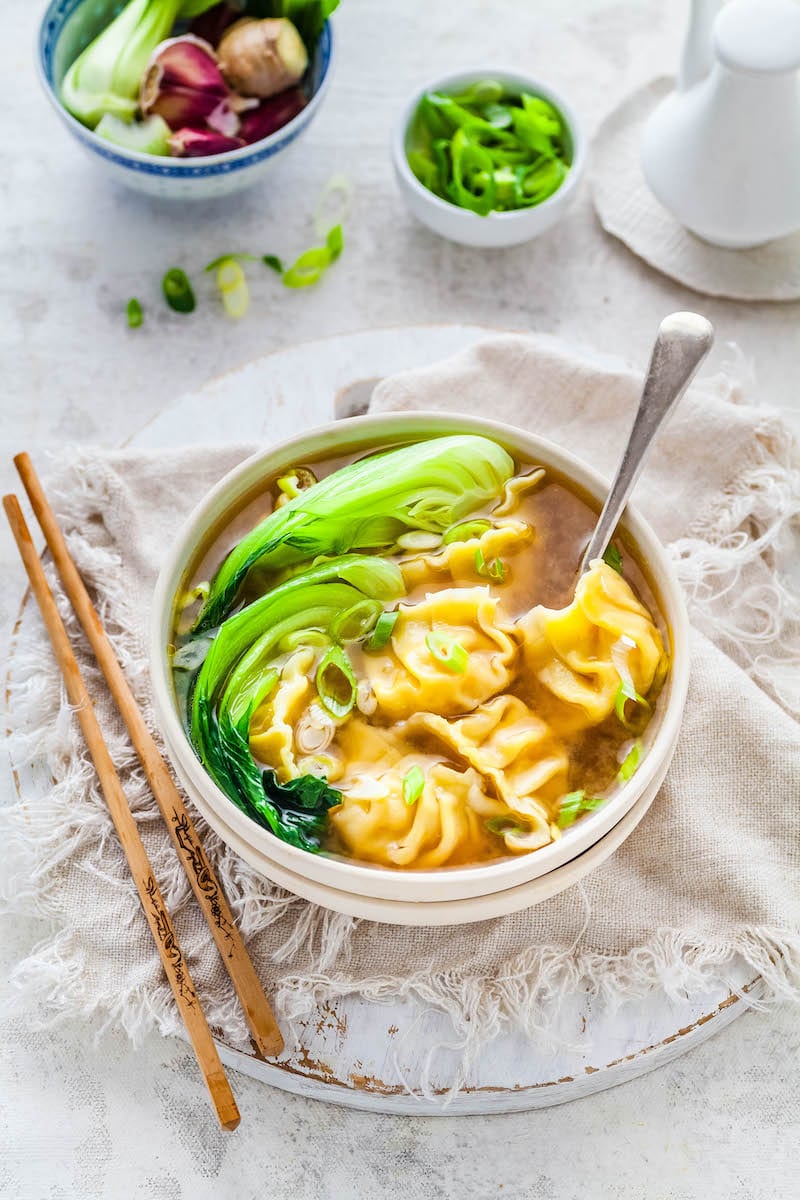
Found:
[2,335,799,1076]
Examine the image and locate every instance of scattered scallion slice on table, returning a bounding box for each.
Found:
[263,254,285,274]
[312,172,353,237]
[162,267,196,313]
[204,253,259,272]
[282,224,344,288]
[215,258,250,319]
[126,298,143,328]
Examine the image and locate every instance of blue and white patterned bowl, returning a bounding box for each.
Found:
[38,0,335,199]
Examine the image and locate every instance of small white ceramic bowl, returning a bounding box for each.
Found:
[392,68,586,248]
[37,0,334,200]
[150,412,689,913]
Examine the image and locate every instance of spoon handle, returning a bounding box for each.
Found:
[580,311,714,575]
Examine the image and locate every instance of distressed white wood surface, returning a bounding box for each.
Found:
[5,325,756,1115]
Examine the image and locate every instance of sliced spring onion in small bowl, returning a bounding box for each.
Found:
[392,67,586,248]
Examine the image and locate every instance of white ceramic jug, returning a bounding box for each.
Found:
[641,0,800,248]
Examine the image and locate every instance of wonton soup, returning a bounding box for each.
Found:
[170,435,668,871]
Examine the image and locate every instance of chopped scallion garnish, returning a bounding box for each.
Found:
[485,814,526,836]
[557,789,605,830]
[315,645,357,719]
[204,253,258,272]
[282,246,332,288]
[263,254,284,274]
[282,225,345,288]
[331,598,382,642]
[126,298,143,328]
[442,519,492,545]
[603,544,623,574]
[425,631,468,674]
[162,268,196,314]
[618,741,643,783]
[474,547,506,581]
[614,679,650,731]
[326,223,344,260]
[313,174,353,238]
[366,610,398,651]
[402,765,425,806]
[216,259,249,319]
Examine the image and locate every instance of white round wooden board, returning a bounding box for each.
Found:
[6,325,756,1114]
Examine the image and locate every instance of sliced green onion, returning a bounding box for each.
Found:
[316,645,357,719]
[442,519,492,545]
[485,814,526,836]
[603,544,623,573]
[614,679,651,731]
[216,259,249,319]
[425,631,468,674]
[406,81,570,216]
[331,598,382,642]
[126,297,143,328]
[366,610,398,651]
[313,174,353,238]
[474,547,506,581]
[282,247,332,288]
[618,741,643,783]
[396,530,442,552]
[279,628,330,652]
[402,765,425,807]
[263,254,285,274]
[162,268,196,314]
[326,223,344,261]
[557,789,605,830]
[204,253,258,272]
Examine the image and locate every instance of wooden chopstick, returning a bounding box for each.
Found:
[3,494,241,1131]
[13,453,284,1060]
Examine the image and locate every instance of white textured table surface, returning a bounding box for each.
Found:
[1,0,798,1196]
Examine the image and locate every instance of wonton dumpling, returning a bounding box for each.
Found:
[401,521,533,592]
[363,587,519,721]
[249,648,315,780]
[409,694,568,823]
[329,753,505,868]
[519,562,664,732]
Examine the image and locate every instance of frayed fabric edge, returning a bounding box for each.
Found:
[2,922,798,1103]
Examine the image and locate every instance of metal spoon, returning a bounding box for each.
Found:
[579,311,714,575]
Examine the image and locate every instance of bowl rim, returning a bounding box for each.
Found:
[36,0,335,171]
[150,411,690,903]
[392,65,587,224]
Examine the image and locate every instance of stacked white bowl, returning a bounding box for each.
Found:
[151,413,689,926]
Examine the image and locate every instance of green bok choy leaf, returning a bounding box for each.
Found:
[194,434,515,632]
[60,0,220,129]
[189,554,405,852]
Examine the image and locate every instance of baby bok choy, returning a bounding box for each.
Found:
[194,434,515,632]
[60,0,221,128]
[187,554,405,852]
